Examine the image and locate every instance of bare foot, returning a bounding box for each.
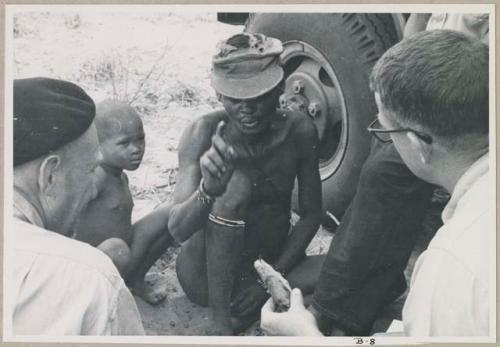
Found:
[130,279,168,305]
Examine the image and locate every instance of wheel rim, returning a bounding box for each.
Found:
[279,40,348,181]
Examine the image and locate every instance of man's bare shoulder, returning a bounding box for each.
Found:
[187,109,227,136]
[282,109,317,137]
[178,109,228,158]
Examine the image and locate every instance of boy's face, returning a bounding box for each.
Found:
[99,115,146,171]
[221,87,279,135]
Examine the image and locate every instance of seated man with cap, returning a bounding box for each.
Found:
[10,77,144,335]
[168,33,322,335]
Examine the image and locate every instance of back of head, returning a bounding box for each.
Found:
[370,29,489,152]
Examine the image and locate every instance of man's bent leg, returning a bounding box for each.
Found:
[311,142,434,335]
[176,229,209,306]
[206,170,251,335]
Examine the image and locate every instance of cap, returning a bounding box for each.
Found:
[13,77,96,166]
[211,33,284,100]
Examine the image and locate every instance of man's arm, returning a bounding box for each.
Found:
[168,119,237,242]
[274,119,322,274]
[167,121,213,242]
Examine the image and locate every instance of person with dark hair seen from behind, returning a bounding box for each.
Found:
[169,33,323,335]
[10,78,144,335]
[261,29,490,337]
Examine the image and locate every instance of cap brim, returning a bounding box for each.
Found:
[211,65,284,100]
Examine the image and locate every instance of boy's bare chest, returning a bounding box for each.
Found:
[100,177,134,214]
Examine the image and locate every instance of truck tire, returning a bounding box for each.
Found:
[245,13,400,228]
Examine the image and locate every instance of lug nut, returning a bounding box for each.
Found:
[279,94,288,107]
[292,80,304,94]
[308,103,321,118]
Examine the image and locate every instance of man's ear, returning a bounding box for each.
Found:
[407,132,432,164]
[38,155,61,196]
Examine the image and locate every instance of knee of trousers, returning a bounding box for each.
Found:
[212,170,251,218]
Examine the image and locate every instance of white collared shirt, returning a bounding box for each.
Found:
[9,190,145,336]
[403,154,490,336]
[426,13,489,44]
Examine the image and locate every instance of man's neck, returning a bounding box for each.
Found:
[13,183,47,228]
[435,147,488,194]
[100,162,123,177]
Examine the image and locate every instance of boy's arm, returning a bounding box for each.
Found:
[274,119,322,274]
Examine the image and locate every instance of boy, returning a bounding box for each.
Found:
[75,99,172,304]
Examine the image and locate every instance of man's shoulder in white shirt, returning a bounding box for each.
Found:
[10,219,144,336]
[403,155,490,337]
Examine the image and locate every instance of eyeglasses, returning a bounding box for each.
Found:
[367,118,433,144]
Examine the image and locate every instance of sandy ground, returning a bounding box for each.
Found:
[12,11,335,335]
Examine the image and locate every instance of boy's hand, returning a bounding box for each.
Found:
[200,121,237,197]
[260,288,323,336]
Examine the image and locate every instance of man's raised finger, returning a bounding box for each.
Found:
[212,134,232,161]
[215,120,225,137]
[200,156,223,178]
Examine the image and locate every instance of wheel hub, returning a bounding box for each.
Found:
[279,41,348,180]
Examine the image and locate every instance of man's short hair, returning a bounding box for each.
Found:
[370,29,488,147]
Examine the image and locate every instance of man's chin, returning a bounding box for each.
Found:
[238,123,267,135]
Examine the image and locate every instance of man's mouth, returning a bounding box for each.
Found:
[240,117,260,129]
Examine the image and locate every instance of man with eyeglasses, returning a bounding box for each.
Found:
[261,29,490,337]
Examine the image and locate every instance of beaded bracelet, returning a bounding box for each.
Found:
[196,178,215,206]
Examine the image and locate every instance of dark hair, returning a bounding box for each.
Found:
[370,29,488,147]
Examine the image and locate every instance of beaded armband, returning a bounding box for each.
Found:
[208,214,246,228]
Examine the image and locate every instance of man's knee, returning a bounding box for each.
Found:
[212,170,251,218]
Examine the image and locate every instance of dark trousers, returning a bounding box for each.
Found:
[312,141,434,335]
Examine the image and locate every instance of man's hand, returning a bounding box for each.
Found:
[231,283,269,318]
[260,288,323,336]
[200,121,237,197]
